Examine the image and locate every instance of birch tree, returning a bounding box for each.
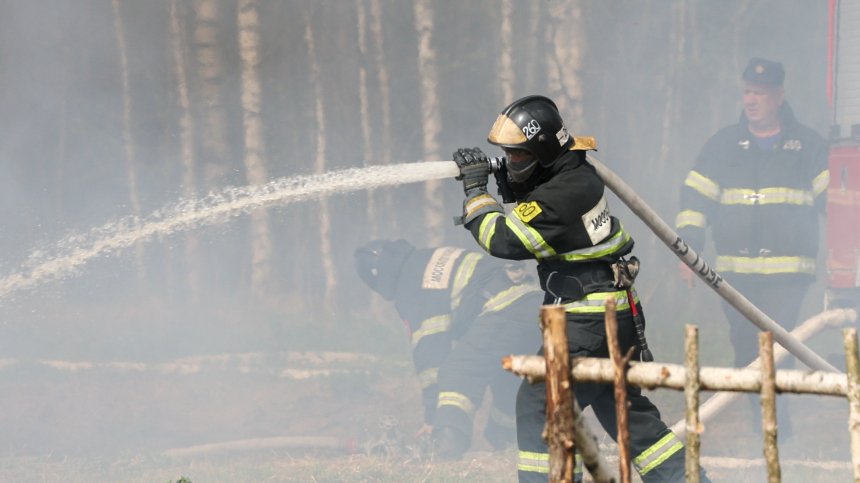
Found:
[545,0,585,134]
[414,0,444,246]
[369,0,394,235]
[496,0,515,106]
[192,0,230,183]
[170,0,201,298]
[238,0,272,294]
[305,8,337,302]
[111,0,145,278]
[356,0,377,237]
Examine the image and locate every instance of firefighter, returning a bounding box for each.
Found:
[452,95,704,482]
[675,58,829,438]
[354,240,543,459]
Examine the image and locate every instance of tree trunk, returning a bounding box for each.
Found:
[305,8,337,303]
[545,0,585,133]
[496,0,515,106]
[170,0,201,300]
[369,0,395,236]
[192,0,230,184]
[111,0,145,279]
[414,0,444,246]
[238,0,272,295]
[356,0,377,236]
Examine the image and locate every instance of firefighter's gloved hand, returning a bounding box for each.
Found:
[453,147,490,195]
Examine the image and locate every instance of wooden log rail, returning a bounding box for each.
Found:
[503,355,849,396]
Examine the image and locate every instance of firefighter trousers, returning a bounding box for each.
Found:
[720,275,812,440]
[516,308,690,483]
[435,292,544,451]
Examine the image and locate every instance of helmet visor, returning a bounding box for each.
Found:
[504,148,538,182]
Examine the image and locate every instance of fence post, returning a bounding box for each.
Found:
[604,296,633,483]
[759,332,781,483]
[844,328,860,483]
[684,325,701,483]
[541,305,576,483]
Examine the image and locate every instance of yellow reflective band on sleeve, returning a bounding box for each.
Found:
[675,210,706,229]
[418,367,439,388]
[411,315,452,348]
[481,283,541,314]
[450,252,482,310]
[489,406,516,429]
[465,194,502,217]
[813,169,830,197]
[437,392,476,419]
[564,289,639,314]
[685,170,721,200]
[556,224,630,261]
[517,451,550,474]
[575,453,583,474]
[720,187,814,206]
[633,432,684,475]
[715,255,815,274]
[506,214,557,259]
[478,213,502,252]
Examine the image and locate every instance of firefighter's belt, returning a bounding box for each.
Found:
[537,263,615,302]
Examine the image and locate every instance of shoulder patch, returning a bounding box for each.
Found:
[422,247,465,289]
[514,201,543,223]
[582,195,611,244]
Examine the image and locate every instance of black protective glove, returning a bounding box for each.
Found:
[453,147,490,196]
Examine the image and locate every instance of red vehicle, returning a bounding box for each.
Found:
[825,0,860,307]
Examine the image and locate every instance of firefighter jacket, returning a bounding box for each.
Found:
[463,149,636,311]
[676,102,829,280]
[389,246,534,424]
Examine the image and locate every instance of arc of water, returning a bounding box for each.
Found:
[0,161,460,300]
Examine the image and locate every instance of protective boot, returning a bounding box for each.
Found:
[432,426,469,461]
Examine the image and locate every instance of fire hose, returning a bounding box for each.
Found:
[584,155,840,373]
[477,156,839,373]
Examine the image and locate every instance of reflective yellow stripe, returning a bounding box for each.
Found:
[417,367,439,388]
[564,289,639,313]
[720,187,814,206]
[517,451,581,474]
[411,315,452,347]
[437,392,476,418]
[675,210,706,229]
[555,224,630,261]
[478,213,502,251]
[506,215,556,259]
[465,194,502,217]
[685,170,721,200]
[518,451,550,473]
[633,432,684,475]
[828,188,860,206]
[813,169,830,197]
[450,252,482,310]
[481,283,541,314]
[715,255,815,274]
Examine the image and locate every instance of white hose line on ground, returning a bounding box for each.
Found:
[586,156,840,374]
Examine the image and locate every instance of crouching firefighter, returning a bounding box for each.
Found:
[452,95,710,482]
[354,240,543,459]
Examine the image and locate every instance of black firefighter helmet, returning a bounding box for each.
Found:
[354,239,415,301]
[487,95,574,182]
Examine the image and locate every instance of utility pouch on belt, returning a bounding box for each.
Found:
[612,256,640,289]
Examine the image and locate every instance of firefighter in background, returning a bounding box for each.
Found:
[452,95,704,483]
[676,58,829,438]
[354,240,543,459]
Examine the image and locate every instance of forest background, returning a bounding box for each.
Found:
[0,0,839,461]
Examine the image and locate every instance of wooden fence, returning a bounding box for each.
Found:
[503,302,860,483]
